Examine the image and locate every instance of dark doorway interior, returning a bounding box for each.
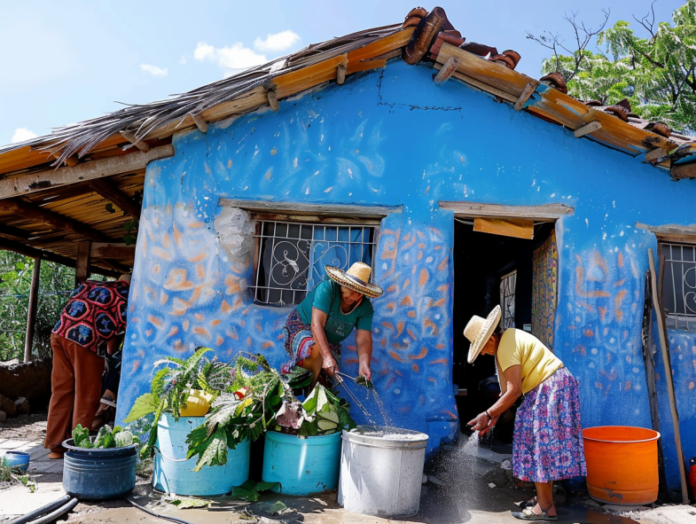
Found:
[452,220,555,442]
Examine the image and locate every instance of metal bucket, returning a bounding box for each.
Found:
[338,425,429,517]
[583,426,661,505]
[262,431,342,496]
[62,438,138,500]
[153,413,250,496]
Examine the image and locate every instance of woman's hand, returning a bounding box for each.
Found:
[322,354,338,376]
[358,363,372,381]
[467,412,498,434]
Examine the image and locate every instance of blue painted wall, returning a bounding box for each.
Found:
[116,60,696,477]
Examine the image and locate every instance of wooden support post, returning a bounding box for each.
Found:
[514,81,539,111]
[433,57,460,85]
[120,131,150,152]
[191,113,209,134]
[648,248,690,504]
[573,121,602,138]
[76,241,92,286]
[23,257,41,363]
[336,63,347,85]
[267,89,279,112]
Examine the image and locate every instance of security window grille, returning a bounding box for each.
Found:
[254,221,376,307]
[500,270,517,329]
[662,243,696,316]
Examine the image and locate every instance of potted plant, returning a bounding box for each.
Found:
[186,354,357,496]
[124,347,241,496]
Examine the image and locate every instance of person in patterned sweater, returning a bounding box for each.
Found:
[44,274,131,459]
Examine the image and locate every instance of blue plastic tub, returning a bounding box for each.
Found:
[262,431,342,496]
[2,451,30,472]
[62,438,138,500]
[153,413,250,496]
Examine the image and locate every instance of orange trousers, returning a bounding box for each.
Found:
[44,335,104,452]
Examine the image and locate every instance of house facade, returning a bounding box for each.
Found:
[113,59,696,490]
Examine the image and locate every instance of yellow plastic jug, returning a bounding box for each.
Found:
[180,389,214,417]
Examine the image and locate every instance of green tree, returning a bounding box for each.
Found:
[529,2,696,133]
[0,251,76,361]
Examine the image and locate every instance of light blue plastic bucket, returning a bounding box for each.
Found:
[262,431,342,496]
[153,413,250,496]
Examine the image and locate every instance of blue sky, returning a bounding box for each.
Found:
[0,0,684,147]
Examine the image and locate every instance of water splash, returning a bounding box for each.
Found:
[369,388,392,426]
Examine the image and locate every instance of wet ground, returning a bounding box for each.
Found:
[3,432,694,524]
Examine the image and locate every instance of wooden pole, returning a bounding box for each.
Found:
[75,241,92,286]
[23,257,42,363]
[641,269,668,499]
[647,248,689,504]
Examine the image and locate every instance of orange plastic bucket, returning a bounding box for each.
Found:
[583,426,660,505]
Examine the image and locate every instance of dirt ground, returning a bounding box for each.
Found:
[0,412,48,441]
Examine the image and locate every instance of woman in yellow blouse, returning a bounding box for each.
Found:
[466,306,586,522]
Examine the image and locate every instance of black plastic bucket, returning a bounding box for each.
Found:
[62,438,138,500]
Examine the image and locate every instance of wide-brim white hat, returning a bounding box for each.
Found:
[464,305,502,364]
[325,262,383,298]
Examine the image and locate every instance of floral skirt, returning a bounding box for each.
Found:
[512,367,587,483]
[281,310,341,375]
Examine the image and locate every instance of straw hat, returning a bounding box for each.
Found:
[464,305,501,364]
[325,262,383,298]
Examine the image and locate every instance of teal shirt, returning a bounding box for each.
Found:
[296,280,374,344]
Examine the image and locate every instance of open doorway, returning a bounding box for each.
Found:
[452,217,557,443]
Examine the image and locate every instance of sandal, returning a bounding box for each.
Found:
[512,506,558,521]
[518,497,537,509]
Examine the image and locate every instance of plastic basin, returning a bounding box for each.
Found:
[583,426,660,505]
[62,438,138,500]
[262,431,342,496]
[2,451,30,473]
[153,413,250,496]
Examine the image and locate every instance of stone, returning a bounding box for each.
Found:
[0,393,16,417]
[422,474,428,484]
[14,397,30,415]
[0,410,6,422]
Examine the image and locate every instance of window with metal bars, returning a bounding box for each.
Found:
[662,243,696,316]
[253,220,377,307]
[500,270,517,329]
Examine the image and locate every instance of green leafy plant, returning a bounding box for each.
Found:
[71,424,139,449]
[186,353,355,472]
[228,480,280,502]
[0,463,37,493]
[124,347,235,459]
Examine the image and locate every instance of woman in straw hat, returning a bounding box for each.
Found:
[465,306,586,522]
[281,262,382,389]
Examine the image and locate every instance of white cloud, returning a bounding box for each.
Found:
[140,64,168,77]
[11,128,37,144]
[194,42,267,71]
[254,30,300,52]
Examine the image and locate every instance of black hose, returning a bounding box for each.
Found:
[6,495,72,524]
[127,497,196,524]
[26,498,78,524]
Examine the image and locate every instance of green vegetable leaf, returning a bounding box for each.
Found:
[229,486,259,502]
[72,424,91,448]
[124,393,158,423]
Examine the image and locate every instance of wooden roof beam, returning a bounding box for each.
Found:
[87,178,141,219]
[0,199,111,243]
[190,113,209,134]
[0,145,174,200]
[433,57,460,85]
[120,131,150,152]
[574,121,602,138]
[0,237,118,276]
